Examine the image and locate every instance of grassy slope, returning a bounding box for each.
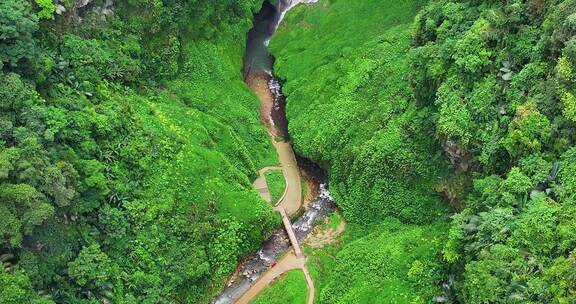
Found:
[124,30,283,301]
[11,33,280,303]
[251,270,308,304]
[87,12,282,303]
[265,170,286,202]
[1,1,282,303]
[306,220,448,304]
[270,0,449,226]
[270,0,450,302]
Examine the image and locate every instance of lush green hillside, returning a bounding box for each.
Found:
[273,0,576,302]
[270,0,451,302]
[413,0,576,302]
[3,0,576,303]
[306,220,448,304]
[271,0,448,226]
[0,1,280,303]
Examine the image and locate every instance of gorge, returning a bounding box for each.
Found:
[1,0,575,303]
[215,1,334,302]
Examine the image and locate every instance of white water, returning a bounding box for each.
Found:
[213,189,335,304]
[264,0,319,46]
[275,0,318,29]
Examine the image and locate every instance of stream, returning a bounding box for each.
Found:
[213,1,335,303]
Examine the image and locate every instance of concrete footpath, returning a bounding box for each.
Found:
[240,73,315,304]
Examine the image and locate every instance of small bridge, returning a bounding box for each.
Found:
[276,206,303,257]
[239,167,312,304]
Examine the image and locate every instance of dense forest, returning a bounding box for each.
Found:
[272,0,576,302]
[271,1,452,302]
[1,0,576,303]
[0,0,281,303]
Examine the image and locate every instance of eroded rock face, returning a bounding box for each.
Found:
[76,0,92,8]
[100,0,114,16]
[438,138,473,210]
[73,0,114,20]
[443,138,469,172]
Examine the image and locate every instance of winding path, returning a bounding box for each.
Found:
[239,74,314,304]
[249,75,303,216]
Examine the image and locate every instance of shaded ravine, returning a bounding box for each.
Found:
[213,1,335,303]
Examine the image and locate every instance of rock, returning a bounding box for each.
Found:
[55,4,66,14]
[76,0,93,8]
[443,138,469,171]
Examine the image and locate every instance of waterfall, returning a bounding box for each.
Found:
[265,0,318,46]
[275,0,318,30]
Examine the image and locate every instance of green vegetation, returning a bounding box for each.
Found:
[271,0,450,302]
[303,244,340,303]
[326,211,341,231]
[274,0,576,302]
[3,0,576,302]
[272,0,447,226]
[412,1,576,302]
[265,170,286,202]
[303,219,448,304]
[319,220,448,304]
[313,210,342,232]
[251,270,308,304]
[0,0,281,303]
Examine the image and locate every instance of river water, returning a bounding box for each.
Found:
[212,1,336,303]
